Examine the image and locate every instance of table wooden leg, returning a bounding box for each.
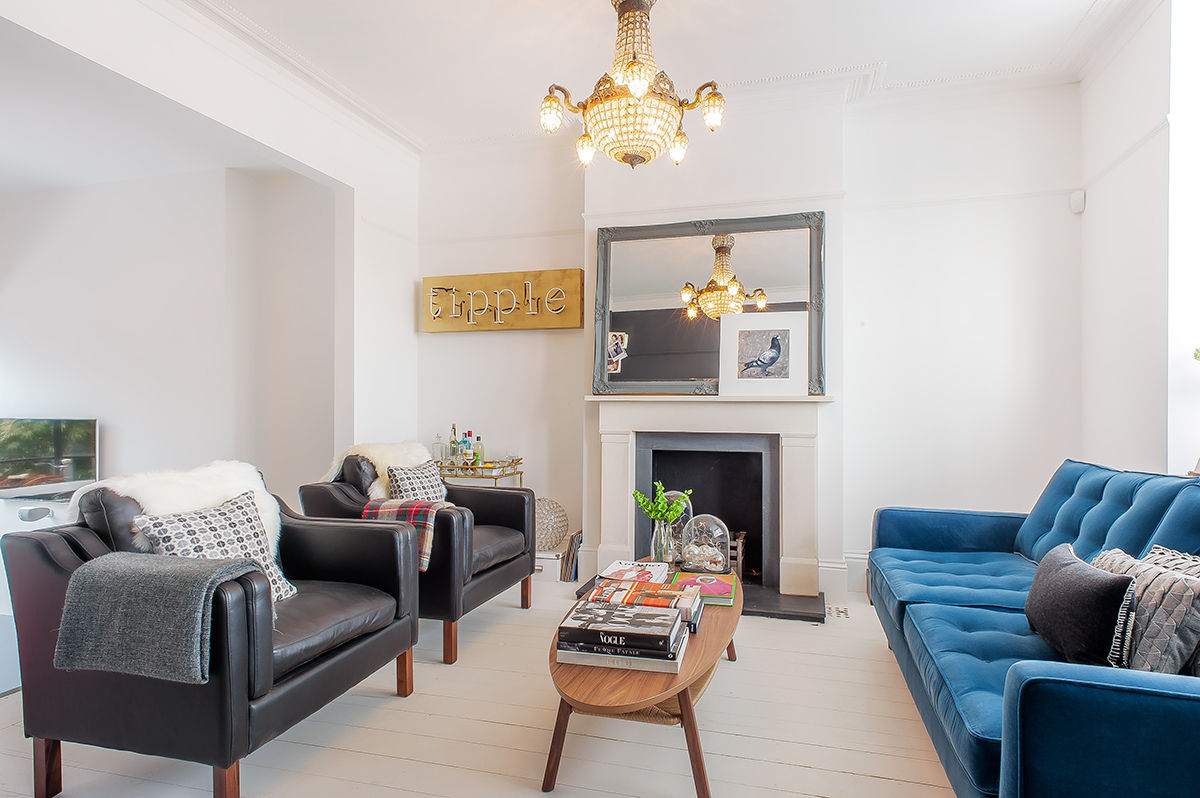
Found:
[725,639,737,662]
[678,686,711,798]
[542,699,573,792]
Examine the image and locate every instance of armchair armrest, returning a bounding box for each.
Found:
[275,500,418,622]
[298,481,369,519]
[1002,660,1200,798]
[444,485,535,554]
[872,507,1026,553]
[2,529,264,759]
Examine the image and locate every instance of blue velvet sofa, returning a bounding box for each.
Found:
[869,460,1200,798]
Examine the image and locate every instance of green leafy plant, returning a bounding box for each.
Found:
[632,481,693,521]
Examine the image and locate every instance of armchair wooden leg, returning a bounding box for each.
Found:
[33,738,61,798]
[521,574,533,609]
[213,762,239,798]
[541,698,573,792]
[396,648,414,696]
[443,620,458,664]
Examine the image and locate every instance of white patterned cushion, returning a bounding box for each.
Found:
[132,490,297,604]
[386,461,447,502]
[1092,547,1200,674]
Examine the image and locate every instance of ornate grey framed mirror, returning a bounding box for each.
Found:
[593,212,825,395]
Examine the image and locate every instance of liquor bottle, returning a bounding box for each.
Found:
[461,431,473,465]
[432,433,447,464]
[474,435,485,465]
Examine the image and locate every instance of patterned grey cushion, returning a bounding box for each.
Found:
[1092,548,1200,674]
[386,460,447,502]
[133,490,297,605]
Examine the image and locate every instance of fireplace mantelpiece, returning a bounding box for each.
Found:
[586,395,832,596]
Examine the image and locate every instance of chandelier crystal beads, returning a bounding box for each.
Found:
[538,0,724,169]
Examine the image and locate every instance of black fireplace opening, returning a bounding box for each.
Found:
[652,449,764,584]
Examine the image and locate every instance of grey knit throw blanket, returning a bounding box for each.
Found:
[54,552,260,684]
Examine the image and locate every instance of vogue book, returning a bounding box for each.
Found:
[555,631,689,673]
[557,601,683,652]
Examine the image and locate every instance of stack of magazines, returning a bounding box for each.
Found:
[556,601,688,673]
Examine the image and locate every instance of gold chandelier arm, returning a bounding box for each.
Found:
[548,84,587,114]
[680,81,719,110]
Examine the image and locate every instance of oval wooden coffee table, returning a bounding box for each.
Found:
[542,577,742,798]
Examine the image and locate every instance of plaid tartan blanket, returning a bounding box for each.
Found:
[362,499,453,572]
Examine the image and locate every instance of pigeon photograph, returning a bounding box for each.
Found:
[738,329,789,379]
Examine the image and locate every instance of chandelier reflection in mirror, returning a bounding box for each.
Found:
[680,235,767,320]
[538,0,725,168]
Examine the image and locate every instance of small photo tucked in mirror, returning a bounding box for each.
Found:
[737,330,789,380]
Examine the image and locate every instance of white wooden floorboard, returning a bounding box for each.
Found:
[0,572,952,797]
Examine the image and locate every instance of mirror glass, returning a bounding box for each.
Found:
[593,213,825,395]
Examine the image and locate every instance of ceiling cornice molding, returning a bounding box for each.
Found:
[1066,0,1166,81]
[178,0,427,154]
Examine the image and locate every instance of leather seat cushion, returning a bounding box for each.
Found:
[77,488,155,553]
[869,548,1037,629]
[272,580,396,678]
[903,603,1061,796]
[471,525,526,574]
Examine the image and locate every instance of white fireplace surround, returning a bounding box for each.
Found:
[587,395,832,596]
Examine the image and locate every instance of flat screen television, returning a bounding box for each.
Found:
[0,418,99,499]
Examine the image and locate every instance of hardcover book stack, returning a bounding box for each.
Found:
[554,560,716,672]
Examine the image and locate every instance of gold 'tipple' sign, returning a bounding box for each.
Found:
[422,268,584,332]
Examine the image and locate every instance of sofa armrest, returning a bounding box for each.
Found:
[298,481,369,519]
[444,485,535,554]
[1001,660,1200,798]
[872,507,1026,553]
[276,501,418,622]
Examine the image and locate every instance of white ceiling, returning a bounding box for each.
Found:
[194,0,1139,153]
[0,19,287,192]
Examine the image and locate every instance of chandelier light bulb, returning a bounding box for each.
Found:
[754,290,768,310]
[624,54,653,100]
[680,283,695,304]
[686,303,698,320]
[727,279,742,296]
[701,91,726,131]
[669,129,688,164]
[539,94,564,133]
[576,132,596,165]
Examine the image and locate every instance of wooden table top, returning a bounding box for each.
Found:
[548,576,743,715]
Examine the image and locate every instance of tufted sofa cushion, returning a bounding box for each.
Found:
[869,549,1037,629]
[903,603,1061,796]
[1013,460,1196,563]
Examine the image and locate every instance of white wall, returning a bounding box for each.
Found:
[1,0,422,447]
[840,84,1084,585]
[0,170,339,501]
[1079,0,1171,471]
[418,138,586,526]
[0,172,245,477]
[1167,0,1200,474]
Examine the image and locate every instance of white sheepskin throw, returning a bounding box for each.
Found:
[320,442,433,500]
[68,460,282,551]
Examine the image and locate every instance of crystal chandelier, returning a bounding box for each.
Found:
[680,235,767,320]
[538,0,725,168]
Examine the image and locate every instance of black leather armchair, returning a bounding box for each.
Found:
[1,490,420,798]
[299,455,535,664]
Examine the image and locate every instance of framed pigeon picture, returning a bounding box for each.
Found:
[717,311,809,396]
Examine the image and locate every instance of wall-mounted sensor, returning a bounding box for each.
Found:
[1069,190,1086,214]
[17,506,53,522]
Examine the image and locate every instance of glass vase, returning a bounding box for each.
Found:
[650,518,672,563]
